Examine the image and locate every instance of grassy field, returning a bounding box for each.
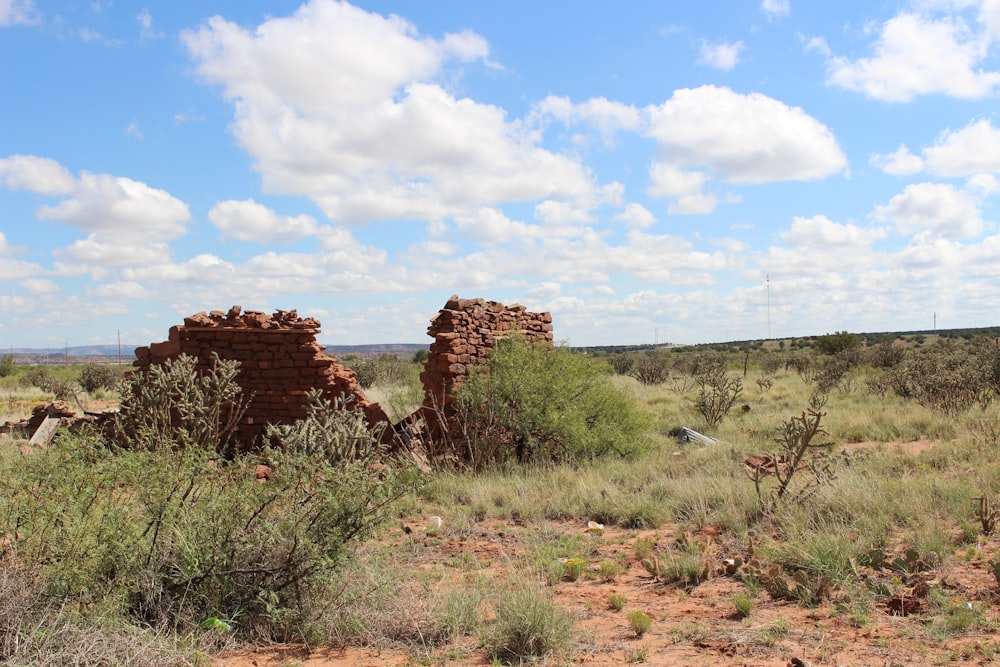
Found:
[3,339,1000,665]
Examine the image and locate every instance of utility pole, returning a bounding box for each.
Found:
[118,329,122,365]
[766,274,771,340]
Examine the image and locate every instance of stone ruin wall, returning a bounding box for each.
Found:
[419,295,553,413]
[133,306,390,447]
[133,297,552,452]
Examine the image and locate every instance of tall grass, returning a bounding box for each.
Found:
[7,340,1000,663]
[423,350,998,601]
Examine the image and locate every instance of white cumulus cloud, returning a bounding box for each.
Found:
[91,281,149,300]
[924,119,1000,176]
[781,215,889,248]
[182,0,594,224]
[801,34,832,56]
[761,0,791,18]
[208,199,319,244]
[0,0,37,26]
[827,10,1000,101]
[648,163,709,198]
[698,40,744,70]
[874,180,990,238]
[870,145,926,175]
[0,155,75,195]
[644,85,847,184]
[612,203,657,229]
[669,193,718,215]
[37,172,190,241]
[137,9,164,40]
[19,278,59,295]
[58,236,173,267]
[534,95,641,146]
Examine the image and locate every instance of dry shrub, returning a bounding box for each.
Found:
[897,343,986,415]
[758,354,784,376]
[694,357,742,428]
[869,341,906,369]
[0,560,205,666]
[631,351,670,385]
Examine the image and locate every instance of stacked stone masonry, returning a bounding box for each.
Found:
[133,306,390,448]
[417,295,553,443]
[133,297,552,454]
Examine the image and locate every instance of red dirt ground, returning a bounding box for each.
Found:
[217,440,1000,666]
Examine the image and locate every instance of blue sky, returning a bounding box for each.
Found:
[2,0,1000,348]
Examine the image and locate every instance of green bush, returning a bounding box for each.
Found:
[0,354,16,378]
[455,338,651,467]
[815,331,862,356]
[0,379,419,643]
[20,366,77,400]
[626,609,652,636]
[351,354,412,388]
[21,366,52,390]
[78,362,125,393]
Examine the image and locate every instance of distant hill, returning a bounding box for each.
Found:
[8,324,998,364]
[8,345,135,357]
[322,343,427,359]
[7,342,429,364]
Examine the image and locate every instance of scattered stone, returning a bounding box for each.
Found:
[1,401,115,445]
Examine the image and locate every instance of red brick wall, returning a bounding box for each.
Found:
[133,298,554,456]
[416,295,553,445]
[133,306,388,448]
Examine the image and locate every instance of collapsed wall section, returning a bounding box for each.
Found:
[416,295,553,444]
[133,306,389,448]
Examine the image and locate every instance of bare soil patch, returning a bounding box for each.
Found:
[217,461,1000,667]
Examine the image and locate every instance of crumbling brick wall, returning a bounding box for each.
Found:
[132,298,553,458]
[420,295,553,410]
[133,306,389,448]
[414,295,553,448]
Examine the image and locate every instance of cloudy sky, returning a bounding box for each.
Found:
[3,0,1000,348]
